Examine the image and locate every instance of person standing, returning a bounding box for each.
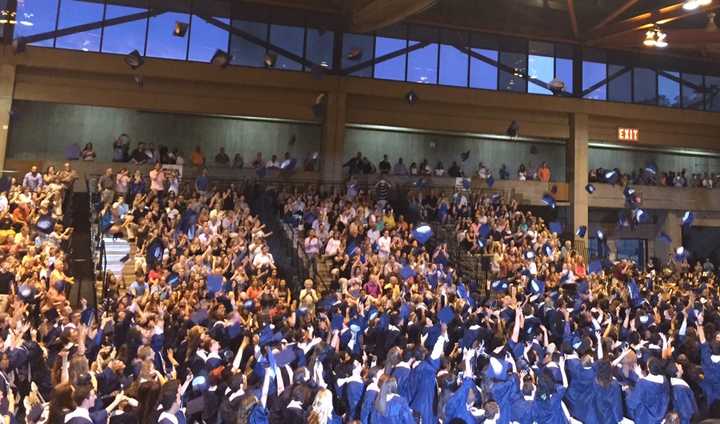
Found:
[149,163,166,203]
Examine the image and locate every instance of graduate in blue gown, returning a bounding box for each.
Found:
[697,316,720,408]
[409,326,447,424]
[532,357,569,424]
[370,375,415,424]
[625,357,670,424]
[444,348,483,424]
[337,362,365,421]
[669,363,698,424]
[583,360,624,424]
[359,374,380,424]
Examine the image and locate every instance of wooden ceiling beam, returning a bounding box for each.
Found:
[350,0,438,33]
[566,0,580,39]
[590,0,641,32]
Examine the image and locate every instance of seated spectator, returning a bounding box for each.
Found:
[266,154,281,169]
[393,157,408,176]
[232,153,244,168]
[448,161,462,178]
[215,147,230,166]
[499,163,510,180]
[434,161,445,176]
[518,163,527,181]
[343,152,363,176]
[378,155,391,174]
[81,142,96,161]
[251,152,264,168]
[477,162,489,179]
[112,134,130,162]
[360,156,375,174]
[538,161,551,182]
[191,145,205,167]
[129,142,149,164]
[174,149,185,165]
[409,162,418,176]
[419,159,432,176]
[23,165,43,192]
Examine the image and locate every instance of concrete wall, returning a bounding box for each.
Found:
[345,128,568,181]
[7,101,322,163]
[589,146,720,175]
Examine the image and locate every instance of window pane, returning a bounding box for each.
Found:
[16,0,59,47]
[55,0,105,51]
[681,73,704,110]
[608,64,631,102]
[306,28,333,70]
[499,52,526,92]
[556,58,573,94]
[230,20,267,67]
[469,48,497,90]
[706,76,720,112]
[633,67,657,105]
[407,41,438,84]
[374,36,406,81]
[269,25,304,71]
[439,45,468,87]
[188,16,229,62]
[528,55,552,95]
[102,3,149,55]
[658,71,681,108]
[342,33,374,77]
[146,6,190,60]
[582,61,606,100]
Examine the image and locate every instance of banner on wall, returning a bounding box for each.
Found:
[162,164,183,179]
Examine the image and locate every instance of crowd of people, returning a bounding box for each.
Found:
[589,166,720,189]
[343,152,554,183]
[2,159,720,424]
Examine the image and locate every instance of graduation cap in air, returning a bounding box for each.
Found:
[542,193,556,208]
[658,232,672,244]
[207,274,223,294]
[242,299,255,312]
[280,159,297,171]
[166,272,180,288]
[682,211,694,227]
[413,178,428,188]
[462,178,471,190]
[412,224,433,244]
[675,246,688,261]
[461,150,470,162]
[628,278,642,305]
[400,264,417,281]
[487,175,495,188]
[477,238,486,249]
[588,260,602,275]
[549,221,562,234]
[491,193,502,205]
[618,213,630,228]
[634,208,649,224]
[461,325,482,349]
[596,230,605,240]
[18,284,34,302]
[259,325,284,347]
[530,278,545,296]
[405,90,418,105]
[36,215,55,234]
[604,169,619,185]
[525,250,536,260]
[645,162,658,175]
[491,280,509,293]
[486,356,509,381]
[192,375,209,392]
[543,243,553,257]
[576,225,587,238]
[438,307,455,324]
[623,186,636,201]
[585,183,596,194]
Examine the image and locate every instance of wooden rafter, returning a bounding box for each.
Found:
[351,0,438,33]
[566,0,580,39]
[591,0,641,32]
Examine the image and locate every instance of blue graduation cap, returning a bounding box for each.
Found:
[243,299,255,312]
[623,186,636,200]
[491,193,502,205]
[576,225,587,238]
[542,193,556,209]
[604,169,619,185]
[596,230,605,240]
[275,348,297,367]
[585,183,596,194]
[525,250,536,260]
[412,224,433,245]
[192,375,209,392]
[618,213,630,228]
[634,208,649,224]
[628,278,641,302]
[682,211,694,227]
[400,264,417,281]
[658,232,672,244]
[461,150,471,161]
[457,283,475,307]
[460,327,481,349]
[207,274,223,294]
[543,243,553,257]
[487,175,495,188]
[18,284,34,301]
[479,223,491,238]
[280,158,297,171]
[259,325,284,347]
[486,356,509,381]
[331,313,344,331]
[438,307,455,324]
[166,272,180,288]
[675,246,688,261]
[530,278,545,295]
[588,260,602,274]
[491,280,509,293]
[462,178,471,190]
[577,279,589,295]
[645,162,657,175]
[549,221,562,234]
[36,216,55,234]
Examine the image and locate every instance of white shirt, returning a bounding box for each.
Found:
[65,407,92,423]
[158,411,179,424]
[253,252,274,268]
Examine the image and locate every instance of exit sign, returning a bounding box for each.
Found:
[618,127,639,142]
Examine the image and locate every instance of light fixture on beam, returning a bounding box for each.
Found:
[683,0,712,11]
[211,49,231,68]
[264,52,277,68]
[173,21,188,37]
[643,26,668,48]
[549,78,565,95]
[0,9,16,24]
[124,49,144,69]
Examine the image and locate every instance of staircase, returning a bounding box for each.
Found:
[101,236,134,286]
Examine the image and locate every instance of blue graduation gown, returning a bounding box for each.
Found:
[583,380,624,424]
[360,384,379,424]
[532,386,567,424]
[626,375,670,424]
[369,395,415,424]
[487,377,519,424]
[409,358,440,424]
[444,378,480,424]
[564,358,596,421]
[248,404,269,424]
[392,364,412,400]
[699,342,720,406]
[509,397,534,424]
[671,378,698,424]
[343,378,365,420]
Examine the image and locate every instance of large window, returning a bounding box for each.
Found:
[633,67,657,105]
[407,26,438,84]
[582,61,607,100]
[342,33,374,77]
[469,35,498,90]
[528,41,553,95]
[608,65,631,103]
[439,30,468,87]
[229,20,267,68]
[681,73,704,110]
[374,25,407,81]
[499,52,526,92]
[102,2,149,55]
[658,71,681,108]
[705,76,720,112]
[146,1,191,60]
[55,0,105,51]
[269,24,305,71]
[15,0,59,47]
[556,58,573,94]
[305,28,333,70]
[188,16,229,62]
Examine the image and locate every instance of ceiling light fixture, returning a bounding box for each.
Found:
[683,0,712,11]
[643,26,668,48]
